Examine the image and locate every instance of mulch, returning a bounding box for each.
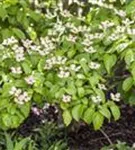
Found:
[68,104,135,150]
[17,104,135,150]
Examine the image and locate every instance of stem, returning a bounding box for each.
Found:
[100,129,113,145]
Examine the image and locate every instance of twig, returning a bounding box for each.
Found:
[100,129,113,145]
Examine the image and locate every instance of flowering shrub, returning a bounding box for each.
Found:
[0,0,135,130]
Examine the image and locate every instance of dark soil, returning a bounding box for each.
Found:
[17,104,135,150]
[68,104,135,150]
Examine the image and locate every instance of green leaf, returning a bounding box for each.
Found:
[14,138,30,150]
[65,84,76,96]
[122,77,133,91]
[126,0,135,14]
[19,102,31,118]
[38,58,45,72]
[72,104,85,121]
[103,54,117,74]
[128,93,135,105]
[2,114,12,127]
[5,132,14,150]
[124,50,134,66]
[79,58,89,74]
[12,28,26,39]
[4,0,18,5]
[67,49,76,58]
[110,104,120,121]
[131,62,135,81]
[0,6,7,20]
[78,87,85,98]
[21,61,32,74]
[28,10,41,22]
[83,107,95,124]
[93,112,104,130]
[62,110,72,126]
[15,80,27,88]
[95,89,106,103]
[89,75,99,89]
[99,106,111,120]
[2,29,12,39]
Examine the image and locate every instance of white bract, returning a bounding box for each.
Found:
[98,84,107,90]
[25,75,35,85]
[11,67,22,74]
[91,95,102,103]
[89,62,100,70]
[110,93,121,102]
[62,95,71,103]
[84,46,96,54]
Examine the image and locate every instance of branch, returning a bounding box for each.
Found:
[100,129,113,145]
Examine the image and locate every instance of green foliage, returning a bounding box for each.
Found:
[0,0,135,130]
[32,122,69,150]
[101,141,134,150]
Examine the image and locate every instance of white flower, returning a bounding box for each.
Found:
[14,92,30,105]
[43,103,50,110]
[70,64,81,72]
[2,36,17,46]
[118,10,126,17]
[22,39,32,48]
[46,9,57,19]
[45,56,67,69]
[115,26,125,33]
[18,94,26,102]
[89,62,100,69]
[78,7,83,17]
[122,18,134,26]
[65,22,75,29]
[9,87,17,95]
[91,95,102,103]
[60,10,72,17]
[82,39,93,47]
[110,93,121,102]
[25,75,35,85]
[98,84,107,90]
[108,33,120,41]
[84,46,96,53]
[44,63,53,70]
[48,29,57,36]
[22,92,31,102]
[99,20,114,29]
[9,86,30,104]
[14,98,24,105]
[66,34,77,43]
[58,70,70,78]
[15,53,25,62]
[62,95,71,103]
[11,67,22,74]
[14,47,24,54]
[32,107,40,116]
[14,89,22,97]
[132,143,135,148]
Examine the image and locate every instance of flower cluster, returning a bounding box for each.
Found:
[9,87,30,105]
[44,56,67,70]
[12,44,25,62]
